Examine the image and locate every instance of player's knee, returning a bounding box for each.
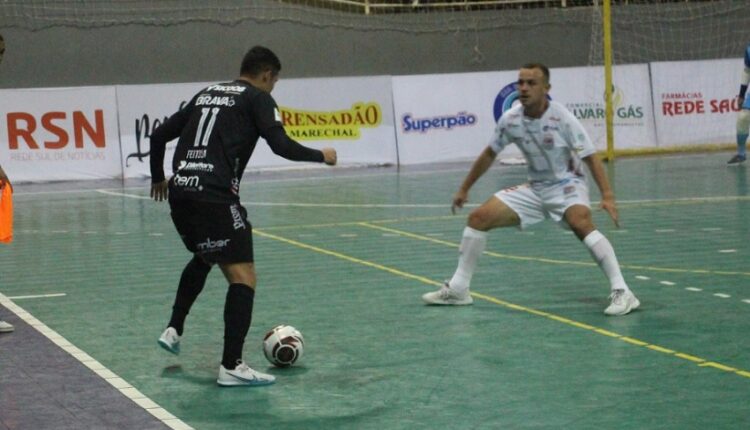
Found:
[467,209,493,231]
[564,210,593,236]
[220,262,256,288]
[737,109,750,133]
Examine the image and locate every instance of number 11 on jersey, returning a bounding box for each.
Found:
[194,107,220,148]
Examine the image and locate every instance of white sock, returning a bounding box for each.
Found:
[583,230,628,291]
[449,227,488,293]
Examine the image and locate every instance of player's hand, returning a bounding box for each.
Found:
[451,189,469,215]
[321,148,337,166]
[151,180,168,202]
[599,194,620,228]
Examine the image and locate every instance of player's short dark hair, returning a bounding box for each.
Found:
[240,46,281,77]
[521,63,550,84]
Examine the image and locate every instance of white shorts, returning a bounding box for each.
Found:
[494,178,591,229]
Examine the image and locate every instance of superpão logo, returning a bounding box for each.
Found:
[401,112,477,133]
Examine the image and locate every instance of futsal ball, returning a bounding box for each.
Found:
[263,325,304,367]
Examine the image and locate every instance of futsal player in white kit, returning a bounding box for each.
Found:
[423,63,640,316]
[727,43,750,165]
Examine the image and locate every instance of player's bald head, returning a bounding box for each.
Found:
[520,63,550,85]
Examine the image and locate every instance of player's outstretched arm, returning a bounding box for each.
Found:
[263,127,333,165]
[452,146,497,214]
[583,153,619,228]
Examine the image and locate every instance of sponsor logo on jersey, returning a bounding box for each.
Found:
[542,134,554,150]
[173,174,203,191]
[186,149,207,159]
[401,111,477,133]
[177,160,214,172]
[196,237,231,252]
[206,84,247,93]
[196,95,235,107]
[279,102,382,141]
[230,204,245,230]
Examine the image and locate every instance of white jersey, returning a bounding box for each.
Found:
[489,101,596,184]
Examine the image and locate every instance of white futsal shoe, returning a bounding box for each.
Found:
[422,282,473,305]
[0,320,14,333]
[604,289,640,316]
[217,361,276,387]
[157,327,181,355]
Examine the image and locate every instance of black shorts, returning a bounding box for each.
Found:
[169,198,254,264]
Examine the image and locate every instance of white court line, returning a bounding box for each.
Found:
[660,281,676,286]
[743,299,750,305]
[0,292,193,430]
[635,276,651,280]
[15,179,750,208]
[7,293,66,300]
[14,168,477,198]
[94,190,468,208]
[718,249,737,253]
[714,293,731,299]
[96,190,149,200]
[685,287,703,292]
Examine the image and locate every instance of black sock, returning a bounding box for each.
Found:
[221,283,255,369]
[168,256,211,336]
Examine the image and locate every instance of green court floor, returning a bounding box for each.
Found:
[1,152,749,429]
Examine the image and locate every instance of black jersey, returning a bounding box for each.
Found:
[150,80,323,203]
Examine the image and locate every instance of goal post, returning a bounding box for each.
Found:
[589,0,750,159]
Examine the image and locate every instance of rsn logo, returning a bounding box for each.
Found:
[6,110,106,149]
[196,237,231,251]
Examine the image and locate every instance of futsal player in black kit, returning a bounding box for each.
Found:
[149,46,337,386]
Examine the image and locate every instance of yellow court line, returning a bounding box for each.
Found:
[253,228,750,381]
[357,222,750,277]
[260,215,458,232]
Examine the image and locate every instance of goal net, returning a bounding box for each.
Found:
[587,0,750,154]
